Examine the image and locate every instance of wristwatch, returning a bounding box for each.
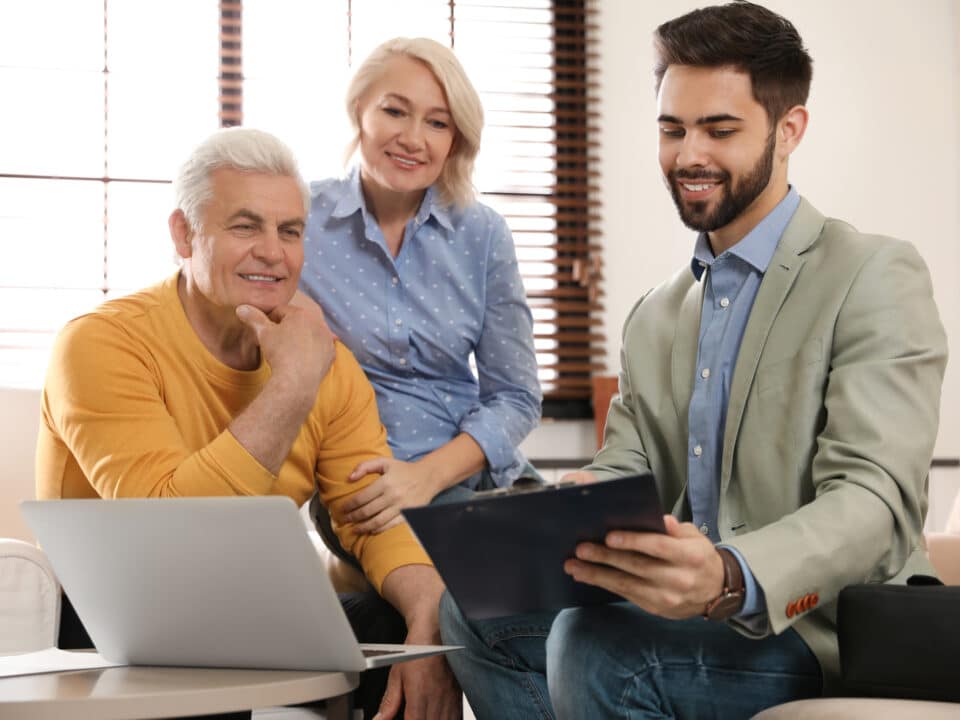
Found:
[703,548,745,621]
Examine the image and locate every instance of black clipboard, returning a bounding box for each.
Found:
[402,473,665,619]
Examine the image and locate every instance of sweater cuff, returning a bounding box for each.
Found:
[211,430,275,495]
[354,523,433,593]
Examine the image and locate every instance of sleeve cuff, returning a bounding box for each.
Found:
[350,523,433,593]
[204,430,275,495]
[459,409,521,486]
[720,544,768,619]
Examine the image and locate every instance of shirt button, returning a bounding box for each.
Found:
[398,358,407,366]
[394,318,402,326]
[700,523,710,535]
[693,445,703,457]
[700,368,710,379]
[720,297,730,308]
[391,277,399,286]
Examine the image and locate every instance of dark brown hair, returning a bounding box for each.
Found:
[653,1,813,125]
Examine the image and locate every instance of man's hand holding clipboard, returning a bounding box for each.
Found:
[561,471,727,621]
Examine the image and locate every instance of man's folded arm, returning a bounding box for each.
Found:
[313,346,433,593]
[44,315,288,498]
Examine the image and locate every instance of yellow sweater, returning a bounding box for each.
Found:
[37,272,430,591]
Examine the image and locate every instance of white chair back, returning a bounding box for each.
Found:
[0,538,60,653]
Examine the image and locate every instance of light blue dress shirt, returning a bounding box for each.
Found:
[300,169,542,488]
[687,187,801,618]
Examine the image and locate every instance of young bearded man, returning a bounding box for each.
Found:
[439,2,947,718]
[37,128,460,720]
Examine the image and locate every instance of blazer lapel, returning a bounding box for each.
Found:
[719,199,825,491]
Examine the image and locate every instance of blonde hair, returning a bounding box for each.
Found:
[344,37,483,209]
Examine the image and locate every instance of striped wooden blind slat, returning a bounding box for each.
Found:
[219,0,242,127]
[453,0,602,414]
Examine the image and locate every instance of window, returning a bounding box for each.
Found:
[0,0,217,388]
[0,0,602,417]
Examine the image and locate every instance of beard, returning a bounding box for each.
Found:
[667,132,776,233]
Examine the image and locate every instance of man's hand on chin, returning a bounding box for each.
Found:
[235,295,336,393]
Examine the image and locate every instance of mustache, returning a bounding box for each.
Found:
[671,169,729,182]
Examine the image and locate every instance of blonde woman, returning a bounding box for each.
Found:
[301,37,542,537]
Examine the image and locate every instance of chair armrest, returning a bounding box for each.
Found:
[0,539,61,653]
[300,494,371,594]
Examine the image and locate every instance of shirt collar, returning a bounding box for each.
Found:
[326,166,363,218]
[330,166,455,232]
[690,186,801,281]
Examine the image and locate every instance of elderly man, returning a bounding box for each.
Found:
[37,127,459,720]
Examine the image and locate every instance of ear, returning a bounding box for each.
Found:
[169,209,193,260]
[776,105,809,159]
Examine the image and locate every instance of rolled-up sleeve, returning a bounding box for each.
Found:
[459,214,542,485]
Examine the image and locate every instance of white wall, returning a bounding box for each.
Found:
[593,0,960,459]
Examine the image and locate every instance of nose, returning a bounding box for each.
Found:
[675,132,710,169]
[397,119,424,152]
[252,228,284,263]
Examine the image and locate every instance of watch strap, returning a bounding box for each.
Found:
[703,547,746,621]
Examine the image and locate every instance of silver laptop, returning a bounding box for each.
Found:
[21,496,455,672]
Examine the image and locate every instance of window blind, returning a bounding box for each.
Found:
[453,0,603,416]
[0,0,215,389]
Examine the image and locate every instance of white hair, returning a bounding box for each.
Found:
[173,127,310,230]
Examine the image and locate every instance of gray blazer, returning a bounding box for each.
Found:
[588,198,948,688]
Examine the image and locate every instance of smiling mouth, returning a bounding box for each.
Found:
[681,183,716,192]
[387,152,423,167]
[239,273,283,282]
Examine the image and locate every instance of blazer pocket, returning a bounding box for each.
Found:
[758,338,824,395]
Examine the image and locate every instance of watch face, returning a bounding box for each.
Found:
[706,591,744,621]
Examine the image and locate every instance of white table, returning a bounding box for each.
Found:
[0,665,358,720]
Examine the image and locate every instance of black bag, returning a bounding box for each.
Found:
[838,575,960,703]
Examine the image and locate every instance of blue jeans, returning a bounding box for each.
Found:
[440,596,822,720]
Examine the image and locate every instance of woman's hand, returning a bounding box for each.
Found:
[341,457,441,534]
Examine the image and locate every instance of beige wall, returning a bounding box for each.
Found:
[0,388,41,542]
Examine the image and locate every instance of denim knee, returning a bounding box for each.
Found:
[439,591,471,647]
[546,607,590,688]
[547,606,634,718]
